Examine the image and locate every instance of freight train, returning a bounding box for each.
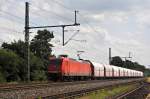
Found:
[48,57,143,81]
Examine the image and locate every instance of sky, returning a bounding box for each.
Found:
[0,0,150,67]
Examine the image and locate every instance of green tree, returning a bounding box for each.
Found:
[2,40,26,58]
[30,30,54,58]
[133,62,145,72]
[1,40,47,81]
[0,49,20,82]
[111,56,124,67]
[2,40,27,81]
[30,29,54,69]
[1,29,54,82]
[30,53,46,81]
[144,68,150,76]
[123,60,134,68]
[111,56,146,72]
[0,66,6,82]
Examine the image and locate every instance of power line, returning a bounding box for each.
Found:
[0,15,24,25]
[49,0,73,12]
[78,14,111,57]
[47,0,78,23]
[0,10,24,21]
[0,27,23,34]
[79,13,101,34]
[29,8,57,25]
[0,9,37,26]
[0,2,38,26]
[44,0,108,58]
[2,0,37,25]
[64,30,80,45]
[30,4,74,22]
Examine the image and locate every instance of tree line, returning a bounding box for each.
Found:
[0,30,54,82]
[111,56,150,76]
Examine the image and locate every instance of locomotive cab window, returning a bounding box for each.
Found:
[49,59,62,67]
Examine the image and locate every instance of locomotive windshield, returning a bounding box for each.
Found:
[49,59,62,67]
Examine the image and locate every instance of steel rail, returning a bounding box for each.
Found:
[0,79,117,92]
[42,78,144,99]
[115,84,144,99]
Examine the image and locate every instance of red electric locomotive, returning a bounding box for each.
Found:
[48,57,92,81]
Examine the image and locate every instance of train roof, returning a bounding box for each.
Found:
[111,65,120,70]
[50,57,143,73]
[91,62,104,68]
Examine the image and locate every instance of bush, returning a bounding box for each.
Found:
[0,49,20,82]
[30,53,47,81]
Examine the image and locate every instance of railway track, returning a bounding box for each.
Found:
[0,78,144,99]
[0,79,116,91]
[42,78,144,99]
[0,78,143,91]
[113,82,150,99]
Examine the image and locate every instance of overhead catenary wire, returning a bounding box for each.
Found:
[46,0,105,38]
[0,9,37,26]
[29,9,53,25]
[12,0,73,26]
[48,0,108,61]
[1,0,37,26]
[51,0,72,11]
[49,0,104,35]
[64,30,80,45]
[30,3,74,23]
[0,10,24,21]
[0,27,23,34]
[46,0,73,13]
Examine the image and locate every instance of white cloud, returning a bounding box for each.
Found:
[90,13,105,22]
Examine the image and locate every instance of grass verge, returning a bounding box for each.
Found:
[145,77,150,83]
[78,83,138,99]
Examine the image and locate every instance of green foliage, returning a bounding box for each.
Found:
[30,53,46,81]
[31,70,47,81]
[0,66,6,82]
[2,40,26,58]
[2,41,28,81]
[111,56,147,75]
[144,69,150,77]
[1,43,47,81]
[110,56,123,67]
[0,49,20,82]
[30,29,54,74]
[30,29,54,60]
[0,29,54,82]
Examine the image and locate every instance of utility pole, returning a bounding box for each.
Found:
[129,52,131,58]
[25,2,30,82]
[122,52,132,68]
[74,10,78,25]
[62,26,65,46]
[24,2,79,81]
[129,52,132,60]
[109,48,111,65]
[122,52,132,61]
[62,10,78,46]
